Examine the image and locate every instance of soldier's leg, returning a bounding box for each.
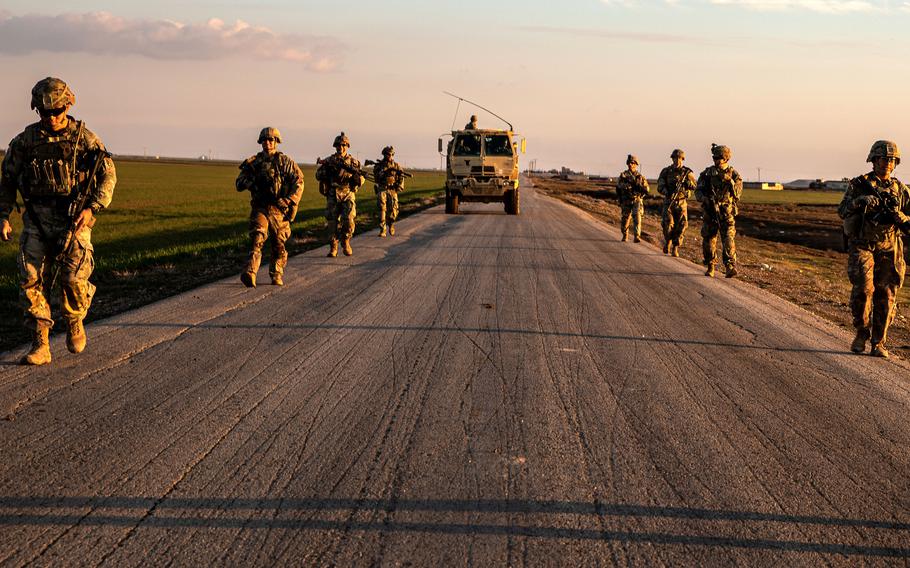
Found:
[720,209,737,269]
[59,225,96,353]
[268,208,291,283]
[661,204,673,252]
[701,212,719,268]
[377,191,388,236]
[632,199,643,240]
[674,202,688,247]
[389,190,399,235]
[325,193,340,256]
[847,246,874,337]
[620,204,632,239]
[243,208,268,286]
[340,197,357,255]
[17,220,54,364]
[869,250,901,352]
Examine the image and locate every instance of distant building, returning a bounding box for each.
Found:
[744,181,783,191]
[824,180,849,192]
[784,179,825,190]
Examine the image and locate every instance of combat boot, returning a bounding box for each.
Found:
[662,242,670,254]
[327,239,339,258]
[621,233,628,242]
[633,235,641,243]
[342,239,353,256]
[389,225,395,236]
[271,274,284,286]
[725,264,738,278]
[850,329,870,353]
[705,264,715,278]
[66,319,86,354]
[21,328,51,366]
[671,245,680,257]
[379,226,387,237]
[240,271,256,288]
[871,343,890,358]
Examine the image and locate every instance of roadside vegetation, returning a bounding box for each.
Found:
[0,159,445,352]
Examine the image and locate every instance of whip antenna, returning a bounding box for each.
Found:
[443,91,513,131]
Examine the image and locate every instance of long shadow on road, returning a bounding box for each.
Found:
[0,497,907,558]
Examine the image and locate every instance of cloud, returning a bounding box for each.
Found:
[0,11,340,71]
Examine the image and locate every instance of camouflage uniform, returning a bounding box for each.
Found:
[616,157,650,241]
[696,145,742,276]
[0,78,116,365]
[316,133,364,256]
[838,140,910,357]
[465,116,478,130]
[373,147,405,237]
[657,152,695,255]
[235,131,304,286]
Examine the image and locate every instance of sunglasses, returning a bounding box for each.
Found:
[38,107,66,118]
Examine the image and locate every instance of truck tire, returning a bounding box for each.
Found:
[504,189,520,215]
[512,189,520,215]
[446,190,460,214]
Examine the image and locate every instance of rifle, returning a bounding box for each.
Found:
[364,159,413,179]
[670,170,691,202]
[49,148,110,290]
[317,156,375,185]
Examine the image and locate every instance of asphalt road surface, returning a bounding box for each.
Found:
[1,184,909,566]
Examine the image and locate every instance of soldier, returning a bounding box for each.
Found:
[696,144,743,278]
[838,140,910,358]
[616,154,650,242]
[657,149,696,257]
[316,132,365,257]
[373,146,405,237]
[0,77,116,366]
[235,127,304,288]
[465,115,478,130]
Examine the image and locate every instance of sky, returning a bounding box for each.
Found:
[1,0,909,181]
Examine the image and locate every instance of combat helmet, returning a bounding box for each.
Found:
[31,77,75,111]
[867,140,900,165]
[258,127,282,144]
[626,154,639,166]
[333,132,350,148]
[711,143,732,161]
[671,149,685,159]
[382,145,394,157]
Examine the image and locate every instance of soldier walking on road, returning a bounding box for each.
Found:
[657,149,696,257]
[235,127,304,288]
[0,77,117,365]
[696,144,743,278]
[373,146,405,237]
[616,155,650,242]
[316,132,365,257]
[838,140,910,358]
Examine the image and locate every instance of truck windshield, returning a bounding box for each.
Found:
[484,135,513,157]
[453,134,481,156]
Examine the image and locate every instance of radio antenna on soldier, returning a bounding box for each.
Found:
[443,91,513,131]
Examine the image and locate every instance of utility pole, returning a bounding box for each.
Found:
[757,167,762,183]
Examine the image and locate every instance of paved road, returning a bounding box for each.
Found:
[1,185,909,566]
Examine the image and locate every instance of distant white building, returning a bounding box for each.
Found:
[825,180,849,192]
[784,179,824,190]
[744,181,783,191]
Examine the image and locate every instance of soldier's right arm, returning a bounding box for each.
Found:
[236,157,256,192]
[657,168,668,196]
[0,136,26,222]
[694,169,709,202]
[838,177,865,219]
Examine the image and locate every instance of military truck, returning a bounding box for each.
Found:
[438,129,526,215]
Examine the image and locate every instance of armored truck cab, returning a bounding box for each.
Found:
[438,129,525,215]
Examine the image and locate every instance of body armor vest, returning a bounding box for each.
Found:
[23,134,81,198]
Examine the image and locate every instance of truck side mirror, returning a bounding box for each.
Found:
[520,139,527,154]
[438,139,443,153]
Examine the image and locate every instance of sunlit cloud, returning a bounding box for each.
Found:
[0,11,341,71]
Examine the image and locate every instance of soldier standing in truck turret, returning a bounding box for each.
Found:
[465,115,478,130]
[373,146,405,237]
[657,149,696,257]
[0,77,117,366]
[316,132,365,257]
[696,144,743,278]
[838,140,910,358]
[616,154,650,242]
[235,127,304,288]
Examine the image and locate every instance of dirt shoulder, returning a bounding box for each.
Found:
[532,177,910,356]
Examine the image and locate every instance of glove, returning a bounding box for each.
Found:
[856,195,879,208]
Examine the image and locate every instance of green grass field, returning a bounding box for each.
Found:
[739,188,844,206]
[0,159,445,351]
